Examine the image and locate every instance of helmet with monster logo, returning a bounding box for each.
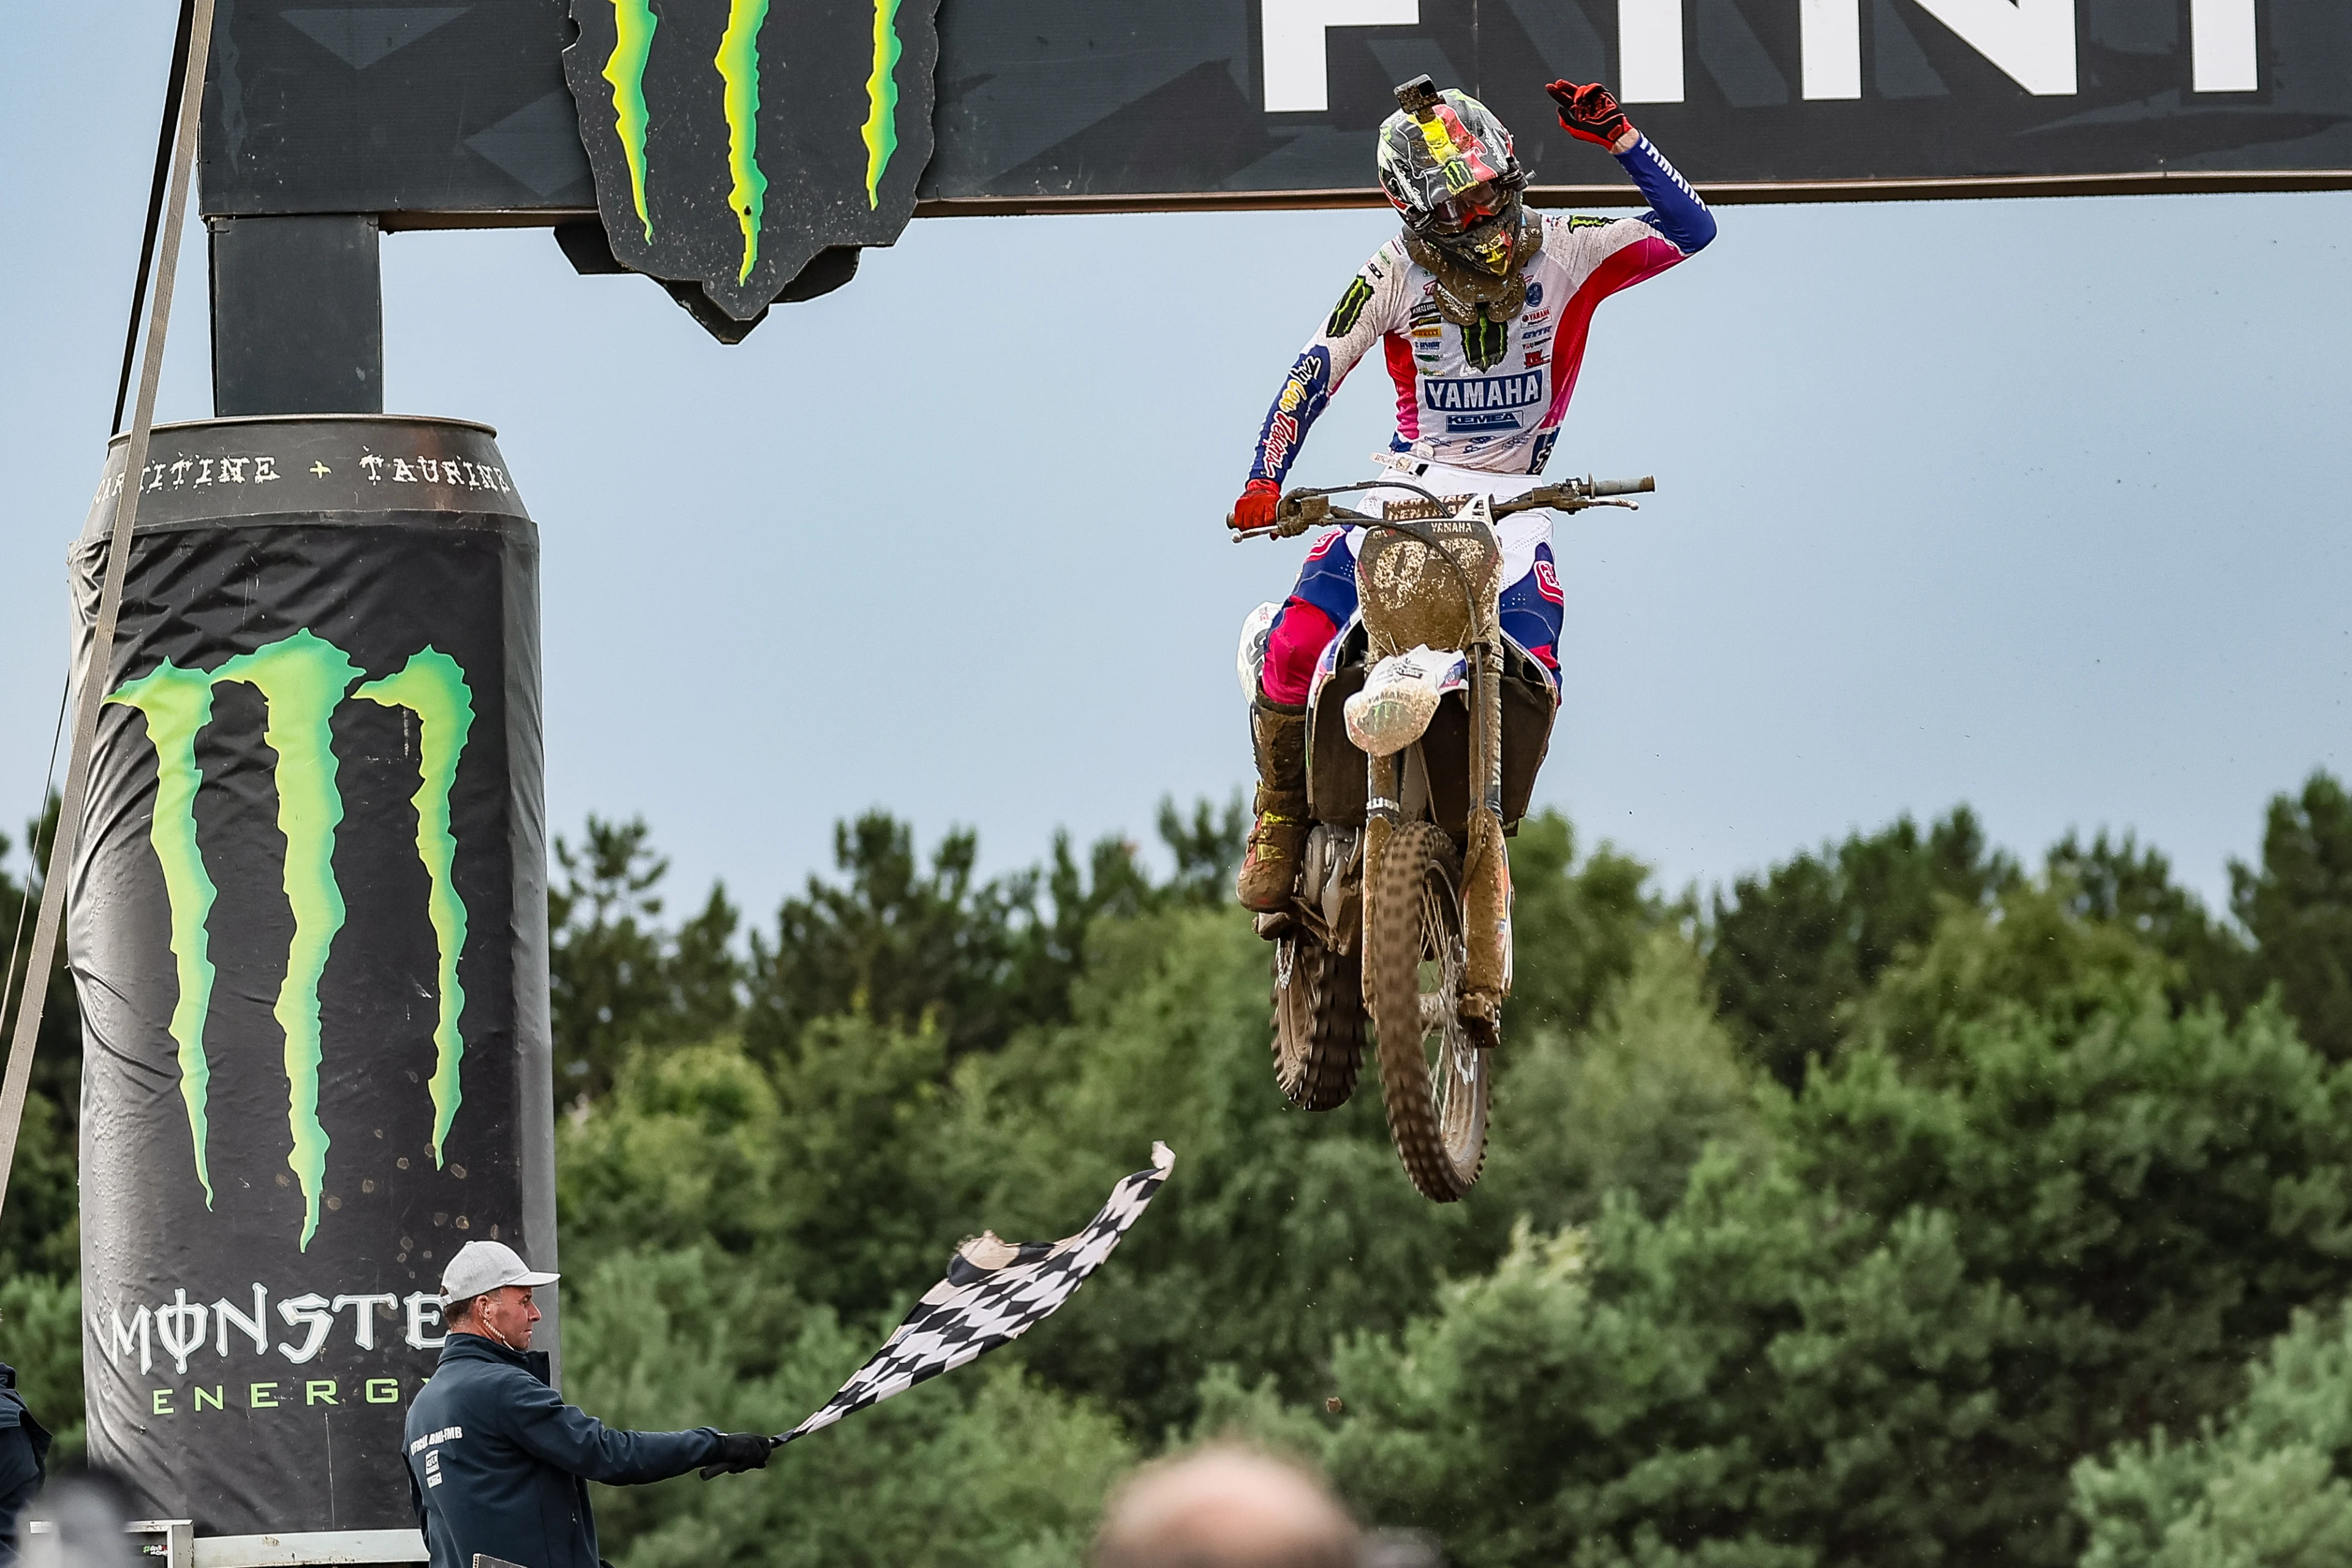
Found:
[1375,77,1529,279]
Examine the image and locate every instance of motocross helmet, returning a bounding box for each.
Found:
[1376,77,1529,278]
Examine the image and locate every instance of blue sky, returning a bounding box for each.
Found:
[5,4,2345,928]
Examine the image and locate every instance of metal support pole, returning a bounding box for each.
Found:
[209,214,384,416]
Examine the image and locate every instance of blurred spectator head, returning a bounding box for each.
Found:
[1093,1445,1360,1568]
[16,1471,138,1568]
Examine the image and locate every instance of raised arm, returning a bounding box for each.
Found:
[1547,80,1716,257]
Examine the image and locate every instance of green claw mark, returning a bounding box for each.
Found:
[354,651,474,1170]
[862,0,903,209]
[716,0,771,284]
[214,630,361,1251]
[112,630,480,1246]
[106,663,222,1208]
[604,0,660,242]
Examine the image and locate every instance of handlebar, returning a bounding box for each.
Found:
[1586,476,1655,499]
[1229,475,1656,540]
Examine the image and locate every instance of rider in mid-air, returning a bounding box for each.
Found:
[1229,77,1716,916]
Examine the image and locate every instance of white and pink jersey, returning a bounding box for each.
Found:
[1248,136,1714,483]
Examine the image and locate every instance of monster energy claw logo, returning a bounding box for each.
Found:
[715,0,771,284]
[599,0,910,278]
[603,0,659,243]
[861,0,905,210]
[1327,276,1376,338]
[108,630,475,1252]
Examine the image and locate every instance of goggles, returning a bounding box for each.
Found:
[1428,181,1506,235]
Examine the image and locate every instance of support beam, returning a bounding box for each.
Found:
[209,215,384,417]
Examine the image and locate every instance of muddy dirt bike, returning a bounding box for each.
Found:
[1233,473,1652,1202]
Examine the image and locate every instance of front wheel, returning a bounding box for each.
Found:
[1369,821,1490,1202]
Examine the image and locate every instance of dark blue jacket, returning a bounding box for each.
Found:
[404,1335,721,1568]
[0,1366,49,1568]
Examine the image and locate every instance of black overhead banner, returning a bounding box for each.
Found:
[199,0,2352,223]
[69,417,555,1537]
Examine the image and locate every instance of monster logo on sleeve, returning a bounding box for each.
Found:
[563,0,943,330]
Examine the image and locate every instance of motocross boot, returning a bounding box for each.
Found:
[1235,698,1310,914]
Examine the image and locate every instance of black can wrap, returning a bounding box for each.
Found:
[67,416,554,1535]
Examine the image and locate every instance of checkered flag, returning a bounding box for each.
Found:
[777,1142,1174,1450]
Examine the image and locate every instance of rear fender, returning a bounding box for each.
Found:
[1235,601,1280,702]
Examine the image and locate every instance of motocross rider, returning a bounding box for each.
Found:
[1229,77,1716,916]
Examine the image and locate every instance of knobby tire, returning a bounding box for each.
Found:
[1370,821,1489,1202]
[1272,933,1365,1111]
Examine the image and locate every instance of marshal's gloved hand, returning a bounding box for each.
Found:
[1547,80,1636,151]
[704,1433,777,1476]
[1230,478,1282,533]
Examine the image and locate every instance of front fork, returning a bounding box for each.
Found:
[1460,641,1510,1036]
[1358,645,1512,1035]
[1363,750,1398,1008]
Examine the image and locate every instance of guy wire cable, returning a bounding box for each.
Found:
[0,0,221,1220]
[0,680,70,1052]
[113,0,200,435]
[2,0,192,1042]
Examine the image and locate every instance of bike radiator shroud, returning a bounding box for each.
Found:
[67,416,554,1537]
[1306,624,1559,833]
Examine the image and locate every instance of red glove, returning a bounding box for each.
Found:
[1547,80,1635,150]
[1230,478,1281,533]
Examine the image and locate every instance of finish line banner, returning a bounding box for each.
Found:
[200,0,2352,225]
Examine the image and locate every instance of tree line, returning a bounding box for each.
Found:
[4,775,2351,1565]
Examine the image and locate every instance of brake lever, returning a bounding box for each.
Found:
[1229,494,1376,542]
[1493,492,1643,519]
[1284,494,1334,531]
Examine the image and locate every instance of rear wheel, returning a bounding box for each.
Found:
[1272,932,1366,1110]
[1369,821,1490,1202]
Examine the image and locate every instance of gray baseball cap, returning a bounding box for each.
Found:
[440,1240,559,1305]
